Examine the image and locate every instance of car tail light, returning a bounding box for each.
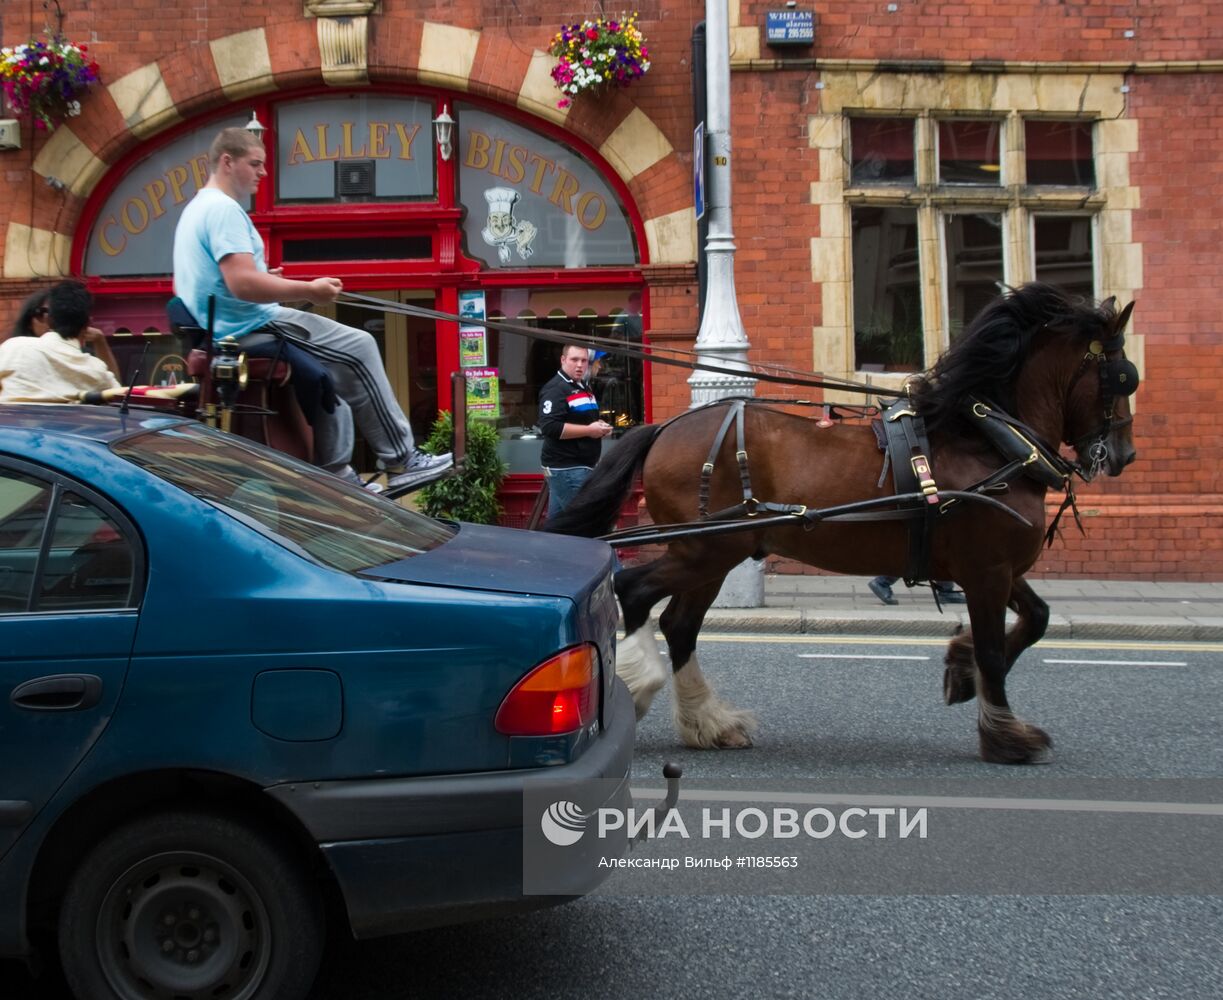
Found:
[495,644,600,736]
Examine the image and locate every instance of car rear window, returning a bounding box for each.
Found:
[112,424,455,573]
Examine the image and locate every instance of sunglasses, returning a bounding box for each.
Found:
[33,307,49,318]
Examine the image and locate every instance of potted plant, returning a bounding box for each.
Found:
[0,36,100,131]
[548,12,650,109]
[417,412,508,525]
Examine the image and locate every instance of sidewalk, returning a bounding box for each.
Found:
[692,575,1223,641]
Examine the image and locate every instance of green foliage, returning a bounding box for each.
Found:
[417,412,508,524]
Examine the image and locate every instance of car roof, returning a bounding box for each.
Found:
[0,403,191,445]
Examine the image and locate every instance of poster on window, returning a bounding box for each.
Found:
[465,367,500,419]
[459,327,487,367]
[459,290,486,320]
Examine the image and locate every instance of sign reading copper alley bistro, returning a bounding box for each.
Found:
[85,97,636,276]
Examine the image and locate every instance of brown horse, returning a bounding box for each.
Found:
[547,284,1138,764]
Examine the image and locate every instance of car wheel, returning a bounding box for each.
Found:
[58,810,323,1000]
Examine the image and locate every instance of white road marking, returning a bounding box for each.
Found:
[1043,658,1187,667]
[627,786,1223,817]
[798,653,929,661]
[690,633,1221,653]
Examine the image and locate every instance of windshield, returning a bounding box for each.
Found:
[112,424,454,572]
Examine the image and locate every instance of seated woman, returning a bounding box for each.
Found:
[8,288,51,340]
[0,280,193,404]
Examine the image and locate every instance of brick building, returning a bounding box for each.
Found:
[1,2,1220,578]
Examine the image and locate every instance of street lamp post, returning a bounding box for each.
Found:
[690,0,763,606]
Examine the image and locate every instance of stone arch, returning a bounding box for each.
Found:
[9,19,695,278]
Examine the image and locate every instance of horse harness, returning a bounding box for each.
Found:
[683,399,1028,583]
[685,350,1134,584]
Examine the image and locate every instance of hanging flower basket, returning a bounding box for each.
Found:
[548,12,650,109]
[0,36,101,131]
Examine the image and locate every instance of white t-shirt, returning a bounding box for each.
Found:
[172,187,279,340]
[0,331,121,403]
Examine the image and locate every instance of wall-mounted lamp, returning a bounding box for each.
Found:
[245,110,267,141]
[432,105,455,162]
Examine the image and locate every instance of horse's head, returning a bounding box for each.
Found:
[1062,297,1139,480]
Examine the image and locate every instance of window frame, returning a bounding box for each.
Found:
[844,110,1104,372]
[0,457,146,616]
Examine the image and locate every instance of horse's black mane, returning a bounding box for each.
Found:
[910,282,1118,432]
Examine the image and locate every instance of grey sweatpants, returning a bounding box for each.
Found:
[267,306,416,473]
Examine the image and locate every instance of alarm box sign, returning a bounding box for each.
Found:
[765,10,815,47]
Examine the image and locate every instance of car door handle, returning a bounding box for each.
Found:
[10,674,103,712]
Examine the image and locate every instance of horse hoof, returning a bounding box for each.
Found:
[979,724,1053,765]
[943,664,976,705]
[715,728,754,749]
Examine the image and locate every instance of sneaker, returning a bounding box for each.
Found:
[335,465,384,494]
[385,450,454,493]
[935,588,967,604]
[868,578,898,606]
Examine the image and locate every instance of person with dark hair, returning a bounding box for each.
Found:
[172,126,451,491]
[0,280,123,403]
[9,288,51,339]
[538,342,613,519]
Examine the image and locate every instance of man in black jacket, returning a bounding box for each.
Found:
[538,343,613,518]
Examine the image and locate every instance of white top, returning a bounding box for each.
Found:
[0,331,121,403]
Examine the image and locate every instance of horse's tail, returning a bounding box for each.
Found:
[545,423,664,537]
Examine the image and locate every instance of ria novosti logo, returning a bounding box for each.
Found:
[540,800,589,846]
[541,798,929,846]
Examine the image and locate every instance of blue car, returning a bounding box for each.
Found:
[0,404,634,1000]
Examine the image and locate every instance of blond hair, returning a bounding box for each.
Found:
[208,127,263,168]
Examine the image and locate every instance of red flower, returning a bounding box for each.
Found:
[586,28,599,41]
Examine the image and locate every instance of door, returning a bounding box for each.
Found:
[0,461,142,861]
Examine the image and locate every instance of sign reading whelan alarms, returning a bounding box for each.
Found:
[765,10,815,47]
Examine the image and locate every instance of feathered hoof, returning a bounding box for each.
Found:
[943,636,976,705]
[979,722,1053,765]
[943,663,977,704]
[677,706,758,750]
[712,725,754,749]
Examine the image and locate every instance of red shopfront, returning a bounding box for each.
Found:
[74,87,651,515]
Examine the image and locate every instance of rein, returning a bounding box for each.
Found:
[336,291,901,399]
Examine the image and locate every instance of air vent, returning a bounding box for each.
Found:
[335,159,375,197]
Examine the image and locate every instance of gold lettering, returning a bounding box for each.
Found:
[576,191,606,230]
[369,122,390,159]
[166,165,191,204]
[316,124,341,161]
[190,155,209,191]
[502,145,527,184]
[526,152,554,194]
[392,122,420,160]
[465,129,491,170]
[288,129,315,165]
[143,179,169,219]
[121,197,150,236]
[549,169,580,214]
[341,121,367,158]
[490,138,507,177]
[98,216,126,256]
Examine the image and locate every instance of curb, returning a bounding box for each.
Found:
[683,609,1223,642]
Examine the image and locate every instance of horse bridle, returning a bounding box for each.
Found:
[1065,330,1140,480]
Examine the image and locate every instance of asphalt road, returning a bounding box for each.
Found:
[7,635,1222,999]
